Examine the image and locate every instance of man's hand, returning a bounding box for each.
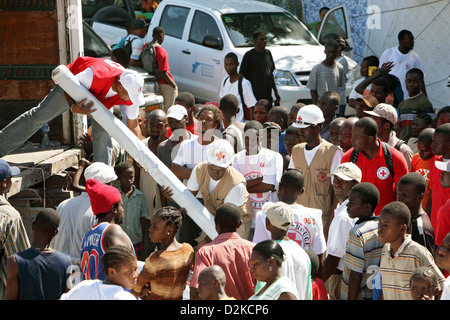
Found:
[71,98,96,117]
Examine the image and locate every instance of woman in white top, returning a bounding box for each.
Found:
[249,240,298,300]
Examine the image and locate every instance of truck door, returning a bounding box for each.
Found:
[317,5,354,59]
[178,9,225,102]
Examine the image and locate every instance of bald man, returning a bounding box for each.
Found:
[197,265,235,300]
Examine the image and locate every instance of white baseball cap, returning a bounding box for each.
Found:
[84,162,117,184]
[327,162,362,183]
[435,160,450,172]
[119,70,145,106]
[364,103,398,125]
[206,139,234,168]
[167,104,188,121]
[262,201,294,231]
[292,104,325,128]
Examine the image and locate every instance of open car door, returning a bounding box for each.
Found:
[317,5,354,59]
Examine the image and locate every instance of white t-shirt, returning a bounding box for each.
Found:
[219,76,257,123]
[379,46,424,99]
[172,137,214,170]
[51,193,95,265]
[252,203,327,255]
[278,239,312,300]
[60,280,137,300]
[326,199,357,271]
[74,66,139,120]
[186,164,246,207]
[441,277,450,300]
[231,148,283,213]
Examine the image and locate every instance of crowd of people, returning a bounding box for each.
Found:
[0,15,449,302]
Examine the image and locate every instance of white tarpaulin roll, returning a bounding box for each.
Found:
[52,65,218,240]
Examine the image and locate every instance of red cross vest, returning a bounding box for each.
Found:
[67,57,133,109]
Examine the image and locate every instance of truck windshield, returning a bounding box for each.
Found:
[221,12,317,47]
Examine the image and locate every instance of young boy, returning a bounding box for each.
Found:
[435,232,450,299]
[409,266,439,300]
[219,94,245,153]
[60,245,138,300]
[197,265,235,300]
[378,201,445,300]
[231,121,282,234]
[6,208,72,300]
[396,172,436,255]
[406,113,432,154]
[252,169,327,264]
[220,52,257,122]
[322,162,361,300]
[397,68,435,142]
[283,126,302,171]
[410,127,435,211]
[307,39,346,105]
[114,161,149,260]
[338,117,358,153]
[329,117,345,147]
[340,182,383,300]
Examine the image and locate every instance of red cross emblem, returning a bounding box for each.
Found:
[298,115,303,121]
[377,167,390,180]
[216,151,225,161]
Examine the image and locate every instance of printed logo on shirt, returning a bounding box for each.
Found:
[417,168,430,180]
[317,170,328,183]
[287,221,312,250]
[377,166,390,180]
[244,172,270,209]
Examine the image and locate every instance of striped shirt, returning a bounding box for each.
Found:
[397,92,435,142]
[380,235,445,300]
[0,195,30,299]
[341,218,383,300]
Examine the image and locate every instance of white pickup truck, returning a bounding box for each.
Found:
[143,0,360,108]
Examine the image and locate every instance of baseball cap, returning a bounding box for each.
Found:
[84,162,117,184]
[356,95,378,109]
[167,104,188,121]
[130,18,149,31]
[206,139,234,168]
[435,160,450,172]
[292,104,325,128]
[119,70,145,106]
[364,103,398,125]
[85,179,122,215]
[327,162,362,183]
[262,201,294,231]
[0,159,20,181]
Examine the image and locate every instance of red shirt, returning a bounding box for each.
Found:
[435,199,450,246]
[189,232,256,300]
[341,139,409,215]
[428,155,450,231]
[67,57,133,109]
[410,154,435,211]
[154,45,174,85]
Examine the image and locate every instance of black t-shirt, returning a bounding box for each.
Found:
[239,48,275,102]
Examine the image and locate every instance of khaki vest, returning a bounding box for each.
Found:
[291,140,339,227]
[196,161,252,239]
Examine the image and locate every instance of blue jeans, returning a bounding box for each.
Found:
[0,85,113,165]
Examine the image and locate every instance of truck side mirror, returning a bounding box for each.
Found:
[202,36,223,50]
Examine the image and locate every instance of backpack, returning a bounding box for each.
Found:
[223,75,250,120]
[141,42,160,78]
[350,141,395,178]
[123,37,136,59]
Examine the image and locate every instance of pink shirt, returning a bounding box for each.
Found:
[190,232,256,300]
